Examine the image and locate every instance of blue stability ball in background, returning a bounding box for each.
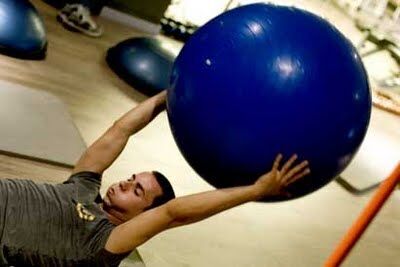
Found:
[0,0,47,59]
[167,3,371,201]
[106,37,175,96]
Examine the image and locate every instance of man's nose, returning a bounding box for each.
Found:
[120,180,133,191]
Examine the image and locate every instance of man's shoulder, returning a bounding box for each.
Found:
[66,171,103,183]
[62,171,103,204]
[64,171,103,187]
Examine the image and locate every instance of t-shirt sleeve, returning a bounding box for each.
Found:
[63,171,103,203]
[96,249,131,267]
[64,171,102,186]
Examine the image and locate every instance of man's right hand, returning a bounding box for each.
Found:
[252,154,310,199]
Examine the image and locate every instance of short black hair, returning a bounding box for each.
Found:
[145,171,175,210]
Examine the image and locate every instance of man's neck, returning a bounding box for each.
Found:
[100,204,125,225]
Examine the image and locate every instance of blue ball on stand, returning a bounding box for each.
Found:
[0,0,47,59]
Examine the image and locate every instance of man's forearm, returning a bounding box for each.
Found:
[72,91,167,174]
[114,91,167,136]
[105,184,263,254]
[166,184,262,227]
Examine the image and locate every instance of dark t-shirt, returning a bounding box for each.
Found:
[0,172,129,266]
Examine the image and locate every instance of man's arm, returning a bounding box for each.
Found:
[72,91,167,174]
[105,154,310,254]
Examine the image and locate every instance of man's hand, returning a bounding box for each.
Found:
[253,154,310,199]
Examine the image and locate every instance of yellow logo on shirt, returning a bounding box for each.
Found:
[75,202,96,221]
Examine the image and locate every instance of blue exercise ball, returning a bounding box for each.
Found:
[0,0,47,59]
[167,4,371,201]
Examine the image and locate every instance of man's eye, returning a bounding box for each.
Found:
[134,188,141,197]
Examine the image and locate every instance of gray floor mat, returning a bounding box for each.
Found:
[0,80,86,166]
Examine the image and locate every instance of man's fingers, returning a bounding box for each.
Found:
[272,154,282,172]
[282,160,309,182]
[280,154,297,177]
[284,168,310,186]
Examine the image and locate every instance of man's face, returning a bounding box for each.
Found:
[103,172,163,221]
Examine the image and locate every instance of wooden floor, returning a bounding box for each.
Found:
[0,0,399,266]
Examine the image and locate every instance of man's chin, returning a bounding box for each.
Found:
[102,196,112,209]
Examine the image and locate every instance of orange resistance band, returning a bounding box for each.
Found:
[325,162,400,267]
